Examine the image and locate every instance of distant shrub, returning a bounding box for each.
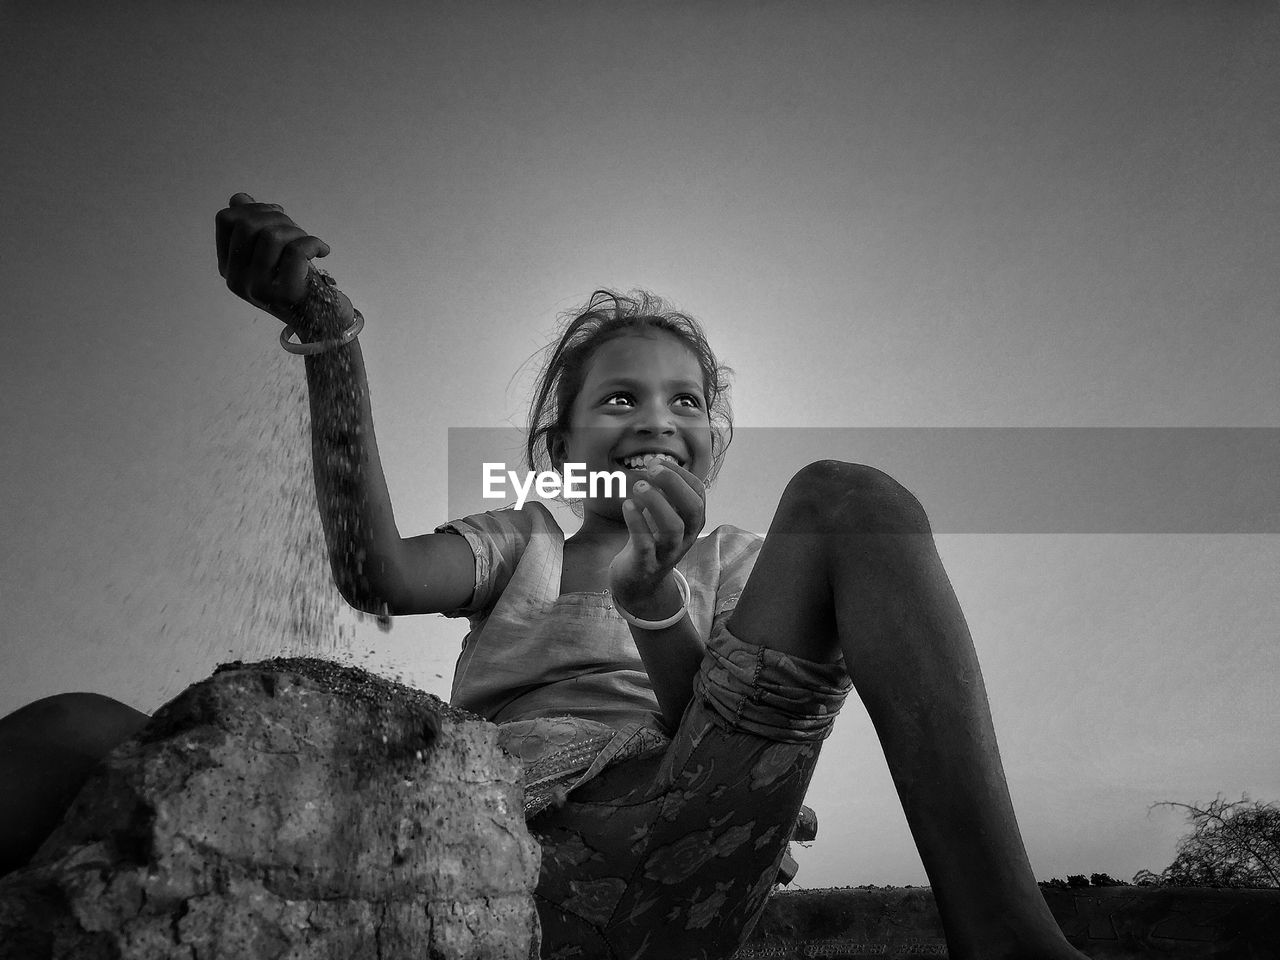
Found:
[1066,875,1090,888]
[1150,795,1280,889]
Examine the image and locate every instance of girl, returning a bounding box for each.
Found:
[0,193,1089,960]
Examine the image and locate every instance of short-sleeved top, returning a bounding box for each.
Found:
[435,500,763,730]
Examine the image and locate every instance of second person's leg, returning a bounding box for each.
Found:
[0,692,148,877]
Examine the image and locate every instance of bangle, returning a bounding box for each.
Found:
[280,309,365,355]
[614,569,691,631]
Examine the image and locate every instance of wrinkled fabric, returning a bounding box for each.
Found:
[502,717,671,818]
[695,637,848,744]
[532,622,852,960]
[435,499,761,731]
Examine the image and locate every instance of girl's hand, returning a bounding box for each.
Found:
[214,193,352,335]
[608,459,707,613]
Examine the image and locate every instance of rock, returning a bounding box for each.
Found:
[0,658,541,959]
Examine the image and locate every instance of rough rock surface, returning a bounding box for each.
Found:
[0,658,541,959]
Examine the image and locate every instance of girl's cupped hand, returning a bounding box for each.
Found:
[608,459,706,612]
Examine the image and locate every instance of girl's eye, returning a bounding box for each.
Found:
[601,392,703,409]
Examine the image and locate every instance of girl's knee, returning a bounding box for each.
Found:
[781,460,930,536]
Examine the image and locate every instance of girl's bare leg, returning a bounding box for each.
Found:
[727,460,1086,960]
[0,693,148,877]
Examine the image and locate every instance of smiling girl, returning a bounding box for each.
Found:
[0,194,1088,960]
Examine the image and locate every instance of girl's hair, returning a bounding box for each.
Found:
[524,289,734,485]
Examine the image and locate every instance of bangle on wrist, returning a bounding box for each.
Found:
[280,308,364,355]
[614,568,691,631]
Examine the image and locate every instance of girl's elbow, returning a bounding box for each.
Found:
[338,587,386,616]
[330,567,398,616]
[327,545,405,612]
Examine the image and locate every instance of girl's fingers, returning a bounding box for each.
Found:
[644,460,705,503]
[218,199,326,313]
[628,481,684,548]
[662,459,708,498]
[621,499,656,552]
[222,217,260,294]
[215,205,240,277]
[280,235,330,276]
[247,227,288,304]
[640,505,660,538]
[637,462,705,531]
[216,194,306,276]
[271,236,330,307]
[246,225,312,304]
[228,193,283,213]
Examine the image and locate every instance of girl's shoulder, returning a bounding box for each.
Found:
[699,522,764,550]
[684,524,764,608]
[689,522,764,574]
[435,499,556,544]
[431,502,562,620]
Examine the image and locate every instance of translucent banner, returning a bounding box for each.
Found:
[446,428,1280,534]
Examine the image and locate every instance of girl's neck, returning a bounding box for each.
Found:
[566,510,629,549]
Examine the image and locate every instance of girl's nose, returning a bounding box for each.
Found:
[633,399,678,435]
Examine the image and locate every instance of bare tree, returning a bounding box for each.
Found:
[1147,794,1280,888]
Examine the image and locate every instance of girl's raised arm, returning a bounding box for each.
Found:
[215,194,475,616]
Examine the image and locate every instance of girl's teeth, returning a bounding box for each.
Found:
[621,454,660,468]
[623,453,676,469]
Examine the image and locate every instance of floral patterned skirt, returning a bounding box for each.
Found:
[530,622,852,960]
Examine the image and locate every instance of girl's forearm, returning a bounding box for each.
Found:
[620,577,706,730]
[631,620,704,732]
[303,339,406,612]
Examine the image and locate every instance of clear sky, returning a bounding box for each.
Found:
[2,1,1278,889]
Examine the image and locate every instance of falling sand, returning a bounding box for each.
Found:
[137,309,388,708]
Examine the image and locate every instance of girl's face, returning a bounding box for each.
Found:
[561,329,713,523]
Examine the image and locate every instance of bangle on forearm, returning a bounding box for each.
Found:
[280,266,362,355]
[614,568,691,631]
[280,308,365,355]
